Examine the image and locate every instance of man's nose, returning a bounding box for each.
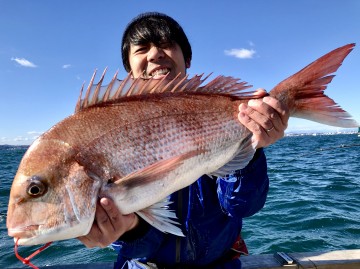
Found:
[147,46,165,62]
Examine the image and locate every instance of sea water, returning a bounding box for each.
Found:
[1,134,359,268]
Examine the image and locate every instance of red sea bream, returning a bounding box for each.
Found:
[7,43,358,246]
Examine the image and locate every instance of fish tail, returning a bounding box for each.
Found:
[269,43,358,128]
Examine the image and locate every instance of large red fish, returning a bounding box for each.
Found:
[7,43,358,246]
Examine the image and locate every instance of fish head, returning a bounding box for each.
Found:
[7,138,101,245]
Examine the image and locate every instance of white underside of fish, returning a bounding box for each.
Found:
[16,214,94,246]
[104,139,255,236]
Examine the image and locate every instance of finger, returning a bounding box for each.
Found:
[238,112,268,149]
[77,235,89,246]
[238,102,283,149]
[239,102,275,133]
[77,199,126,248]
[77,223,102,248]
[98,198,118,231]
[98,198,138,240]
[95,199,115,234]
[263,96,289,127]
[248,99,283,131]
[78,235,95,248]
[238,103,266,147]
[99,198,137,232]
[79,200,116,248]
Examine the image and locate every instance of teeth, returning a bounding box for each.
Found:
[150,68,170,77]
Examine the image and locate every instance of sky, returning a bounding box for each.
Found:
[1,0,359,145]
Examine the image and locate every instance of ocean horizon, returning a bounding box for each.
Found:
[1,133,359,268]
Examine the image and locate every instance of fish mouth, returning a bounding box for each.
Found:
[8,225,40,239]
[9,224,53,246]
[8,215,95,246]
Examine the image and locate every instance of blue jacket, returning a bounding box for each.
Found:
[112,149,269,268]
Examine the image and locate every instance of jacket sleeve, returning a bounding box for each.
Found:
[216,148,269,218]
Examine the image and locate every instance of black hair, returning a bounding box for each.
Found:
[121,12,192,72]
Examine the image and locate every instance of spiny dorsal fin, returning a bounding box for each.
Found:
[75,70,257,113]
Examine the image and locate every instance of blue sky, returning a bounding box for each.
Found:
[1,0,359,145]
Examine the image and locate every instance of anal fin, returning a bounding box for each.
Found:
[136,197,184,237]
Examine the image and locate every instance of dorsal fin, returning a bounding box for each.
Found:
[75,69,259,113]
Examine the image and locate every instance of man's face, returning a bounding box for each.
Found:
[128,42,189,80]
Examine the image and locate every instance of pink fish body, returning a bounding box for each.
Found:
[7,43,358,246]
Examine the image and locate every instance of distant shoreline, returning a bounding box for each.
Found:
[1,131,359,147]
[285,129,358,137]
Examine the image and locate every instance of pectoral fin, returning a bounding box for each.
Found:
[114,150,204,189]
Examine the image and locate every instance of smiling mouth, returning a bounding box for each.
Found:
[148,68,171,78]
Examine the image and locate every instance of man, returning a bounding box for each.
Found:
[78,12,288,268]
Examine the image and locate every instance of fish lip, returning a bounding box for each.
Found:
[8,225,40,238]
[147,66,171,79]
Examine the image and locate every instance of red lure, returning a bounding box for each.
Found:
[14,238,52,269]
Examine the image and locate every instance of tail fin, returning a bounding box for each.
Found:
[269,43,358,128]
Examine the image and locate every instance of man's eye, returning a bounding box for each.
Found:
[159,42,172,49]
[135,46,147,53]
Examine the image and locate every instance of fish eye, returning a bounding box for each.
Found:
[27,176,47,197]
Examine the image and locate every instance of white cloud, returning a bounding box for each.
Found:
[14,136,30,142]
[26,131,42,140]
[0,132,41,145]
[27,131,43,135]
[224,48,256,59]
[11,57,37,68]
[62,64,71,69]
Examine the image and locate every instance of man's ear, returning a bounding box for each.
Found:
[185,59,191,69]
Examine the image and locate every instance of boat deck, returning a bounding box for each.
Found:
[9,249,360,269]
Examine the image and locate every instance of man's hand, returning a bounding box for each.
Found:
[238,95,289,148]
[77,197,139,248]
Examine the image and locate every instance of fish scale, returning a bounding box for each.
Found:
[76,98,247,215]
